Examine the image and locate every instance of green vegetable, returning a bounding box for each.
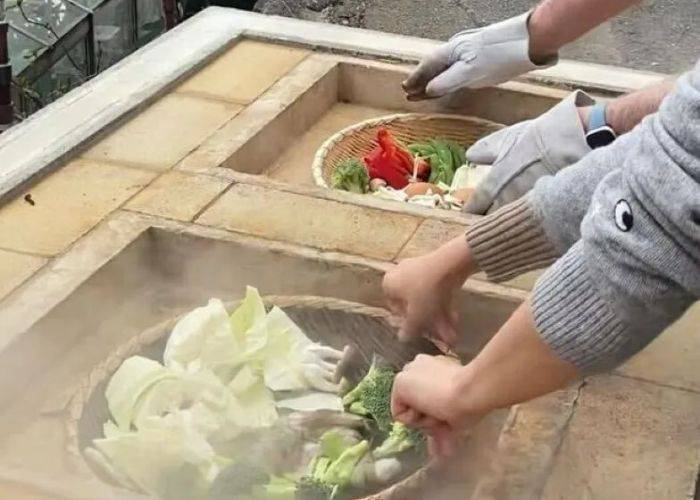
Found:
[295,476,337,500]
[319,428,361,460]
[92,411,224,499]
[105,356,174,430]
[373,422,425,459]
[342,358,395,433]
[447,141,467,169]
[323,440,370,487]
[408,139,465,186]
[258,475,299,500]
[163,297,247,381]
[331,159,369,194]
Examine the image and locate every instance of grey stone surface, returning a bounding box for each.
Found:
[328,0,699,74]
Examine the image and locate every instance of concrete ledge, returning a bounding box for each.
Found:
[0,7,667,203]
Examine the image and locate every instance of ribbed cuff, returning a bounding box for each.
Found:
[465,197,560,282]
[532,243,629,374]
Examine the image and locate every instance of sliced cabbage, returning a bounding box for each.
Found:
[132,369,230,435]
[163,299,244,380]
[230,286,266,341]
[93,411,224,499]
[450,163,490,191]
[227,365,278,428]
[276,392,344,412]
[105,356,175,430]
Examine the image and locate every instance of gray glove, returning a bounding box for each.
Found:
[403,12,557,99]
[463,90,595,214]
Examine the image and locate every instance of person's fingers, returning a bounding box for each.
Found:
[403,44,452,97]
[465,126,513,165]
[398,303,426,341]
[395,408,421,426]
[425,60,476,98]
[427,423,457,458]
[434,310,458,347]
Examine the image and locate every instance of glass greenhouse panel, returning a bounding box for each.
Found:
[4,0,87,45]
[7,25,45,75]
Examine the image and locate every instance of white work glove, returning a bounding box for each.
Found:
[403,12,557,99]
[463,90,595,214]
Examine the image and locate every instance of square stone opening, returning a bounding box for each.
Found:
[189,51,567,186]
[0,223,520,498]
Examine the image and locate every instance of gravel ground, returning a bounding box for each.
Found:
[322,0,700,74]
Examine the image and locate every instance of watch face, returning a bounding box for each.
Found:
[586,127,616,149]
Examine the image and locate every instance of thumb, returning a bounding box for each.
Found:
[403,44,451,97]
[425,60,477,98]
[466,126,514,165]
[427,423,457,458]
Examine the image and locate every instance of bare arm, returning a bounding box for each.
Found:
[578,80,676,134]
[528,0,641,62]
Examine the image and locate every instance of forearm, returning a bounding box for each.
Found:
[528,0,640,62]
[578,80,676,134]
[452,300,579,413]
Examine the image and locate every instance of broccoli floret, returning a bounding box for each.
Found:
[295,476,337,500]
[373,422,425,459]
[322,440,370,487]
[331,159,369,194]
[342,358,395,432]
[258,475,298,500]
[207,462,269,499]
[319,428,361,460]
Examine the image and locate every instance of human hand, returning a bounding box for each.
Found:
[463,90,594,214]
[403,12,556,100]
[391,354,485,458]
[383,237,476,346]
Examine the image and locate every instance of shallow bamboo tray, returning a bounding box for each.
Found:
[66,295,446,499]
[312,113,503,189]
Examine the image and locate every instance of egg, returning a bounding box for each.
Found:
[404,182,444,198]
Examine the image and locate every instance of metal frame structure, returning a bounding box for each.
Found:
[0,0,12,130]
[3,0,164,122]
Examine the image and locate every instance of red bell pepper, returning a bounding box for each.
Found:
[364,128,426,189]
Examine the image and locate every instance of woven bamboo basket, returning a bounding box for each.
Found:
[66,295,447,500]
[312,113,503,189]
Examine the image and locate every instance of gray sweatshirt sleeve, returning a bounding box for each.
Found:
[467,61,700,373]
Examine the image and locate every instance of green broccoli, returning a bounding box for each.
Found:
[373,422,425,459]
[254,475,299,500]
[322,440,370,487]
[295,476,337,500]
[342,358,395,433]
[331,159,369,194]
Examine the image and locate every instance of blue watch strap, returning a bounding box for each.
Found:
[588,104,608,131]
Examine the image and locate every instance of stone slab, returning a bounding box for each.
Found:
[0,250,46,300]
[197,183,421,260]
[175,39,309,103]
[472,384,583,500]
[81,94,242,170]
[617,302,700,392]
[177,55,339,174]
[125,171,231,221]
[0,160,155,256]
[541,375,700,500]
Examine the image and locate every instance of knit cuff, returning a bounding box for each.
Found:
[532,242,629,374]
[465,197,560,282]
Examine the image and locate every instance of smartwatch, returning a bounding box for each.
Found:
[585,104,616,149]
